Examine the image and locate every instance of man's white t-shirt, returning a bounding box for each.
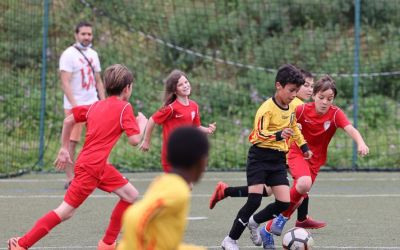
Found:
[59,46,101,109]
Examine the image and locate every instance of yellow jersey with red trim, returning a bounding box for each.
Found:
[291,97,305,107]
[117,173,205,250]
[248,97,307,152]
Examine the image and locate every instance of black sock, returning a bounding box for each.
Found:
[225,186,269,197]
[253,199,290,223]
[228,193,262,240]
[297,196,309,221]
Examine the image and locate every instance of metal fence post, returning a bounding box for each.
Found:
[352,0,361,170]
[38,0,50,167]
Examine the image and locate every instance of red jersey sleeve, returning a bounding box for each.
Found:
[193,104,201,127]
[334,108,351,128]
[152,105,173,125]
[71,105,91,123]
[121,104,140,137]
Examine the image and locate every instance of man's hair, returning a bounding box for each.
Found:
[167,127,209,169]
[75,21,92,33]
[313,75,337,97]
[275,64,305,87]
[103,64,134,96]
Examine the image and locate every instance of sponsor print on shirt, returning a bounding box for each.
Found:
[79,58,95,90]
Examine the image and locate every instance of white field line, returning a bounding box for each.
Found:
[0,245,399,250]
[1,193,400,199]
[2,177,400,183]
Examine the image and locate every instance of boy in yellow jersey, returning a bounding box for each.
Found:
[209,69,314,210]
[117,127,209,250]
[221,64,312,250]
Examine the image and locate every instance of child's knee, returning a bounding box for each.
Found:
[296,176,312,194]
[237,193,262,221]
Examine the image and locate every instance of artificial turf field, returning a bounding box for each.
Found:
[1,171,400,249]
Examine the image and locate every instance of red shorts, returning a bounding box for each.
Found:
[64,163,129,208]
[287,153,321,183]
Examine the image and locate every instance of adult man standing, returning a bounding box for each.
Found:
[59,21,105,189]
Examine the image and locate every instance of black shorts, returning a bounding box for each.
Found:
[246,145,289,187]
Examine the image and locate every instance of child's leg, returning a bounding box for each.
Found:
[98,165,139,245]
[253,185,290,224]
[225,184,271,197]
[281,176,311,218]
[228,184,263,240]
[17,202,75,248]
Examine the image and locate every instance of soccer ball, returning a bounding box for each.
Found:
[282,227,314,250]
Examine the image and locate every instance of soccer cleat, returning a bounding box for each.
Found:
[8,237,27,250]
[295,216,327,229]
[270,214,288,236]
[221,236,239,250]
[260,226,275,250]
[97,240,116,250]
[209,181,228,209]
[248,216,262,246]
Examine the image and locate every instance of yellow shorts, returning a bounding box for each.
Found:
[64,109,84,142]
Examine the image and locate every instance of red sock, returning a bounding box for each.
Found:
[282,186,304,218]
[102,200,132,245]
[18,211,61,248]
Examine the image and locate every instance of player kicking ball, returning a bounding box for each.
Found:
[8,64,147,250]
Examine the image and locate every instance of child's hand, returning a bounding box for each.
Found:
[303,150,313,160]
[208,122,216,134]
[358,143,369,157]
[281,128,294,139]
[54,148,72,170]
[139,140,151,152]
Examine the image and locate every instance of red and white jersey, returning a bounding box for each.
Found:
[152,99,201,167]
[72,96,140,177]
[59,46,101,109]
[289,102,351,166]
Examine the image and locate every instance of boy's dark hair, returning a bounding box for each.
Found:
[167,127,209,169]
[103,64,134,96]
[163,69,188,106]
[75,21,92,33]
[300,69,313,80]
[275,64,305,87]
[313,75,337,97]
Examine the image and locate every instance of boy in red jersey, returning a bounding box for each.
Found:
[8,64,148,250]
[260,75,369,249]
[140,69,216,173]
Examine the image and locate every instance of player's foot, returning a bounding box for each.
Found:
[97,240,116,250]
[221,236,239,250]
[295,216,326,229]
[260,226,275,250]
[209,181,228,209]
[248,215,262,246]
[270,214,288,236]
[8,237,27,250]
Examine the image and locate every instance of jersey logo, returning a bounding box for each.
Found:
[304,119,313,123]
[191,111,196,121]
[282,115,289,119]
[323,121,331,131]
[175,114,183,118]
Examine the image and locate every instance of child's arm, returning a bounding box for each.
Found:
[128,112,148,146]
[54,114,76,170]
[343,125,369,157]
[199,122,216,135]
[139,117,156,151]
[291,118,313,159]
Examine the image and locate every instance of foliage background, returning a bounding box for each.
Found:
[1,0,399,175]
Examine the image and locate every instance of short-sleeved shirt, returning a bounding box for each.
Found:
[289,102,351,166]
[117,174,205,250]
[152,99,201,169]
[248,97,307,152]
[59,46,101,109]
[72,96,140,178]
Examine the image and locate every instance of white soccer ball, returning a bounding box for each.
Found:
[282,227,314,250]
